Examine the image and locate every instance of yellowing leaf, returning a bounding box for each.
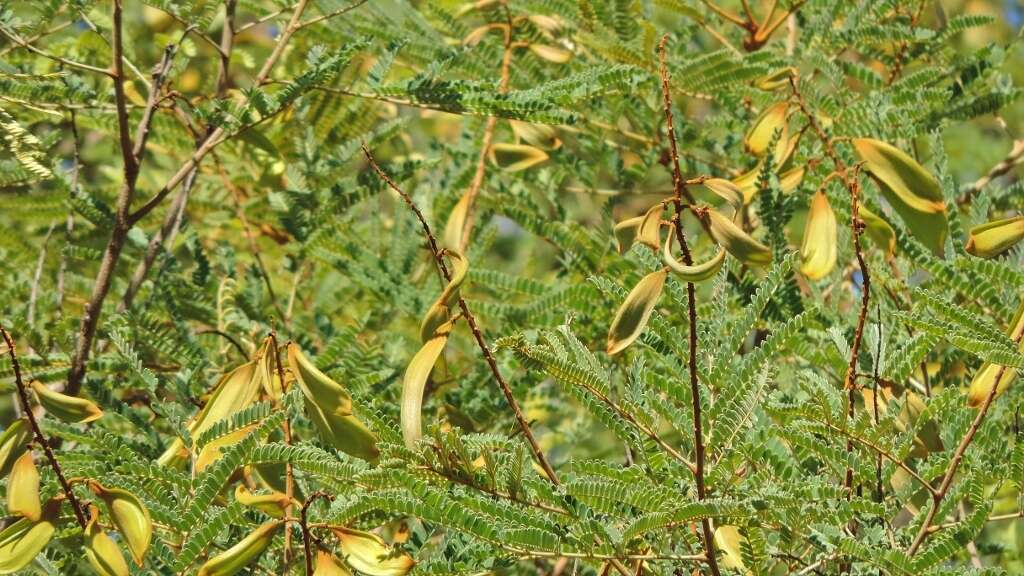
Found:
[420,251,469,342]
[402,319,455,448]
[702,207,772,267]
[0,420,30,479]
[744,102,788,156]
[853,138,948,256]
[662,224,726,281]
[84,505,130,576]
[7,452,39,521]
[289,344,379,461]
[967,298,1024,407]
[488,143,548,172]
[89,481,153,566]
[31,380,103,423]
[0,499,58,574]
[606,269,668,355]
[966,215,1024,259]
[800,190,838,280]
[528,43,572,63]
[332,526,415,576]
[198,522,280,576]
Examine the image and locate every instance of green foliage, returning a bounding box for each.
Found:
[1,0,1024,574]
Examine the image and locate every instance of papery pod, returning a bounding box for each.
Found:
[0,420,30,478]
[613,216,643,255]
[714,526,748,572]
[0,498,58,574]
[442,192,471,250]
[88,481,152,566]
[488,143,549,172]
[197,521,280,576]
[528,44,572,63]
[702,178,744,210]
[754,67,796,91]
[744,102,788,156]
[702,208,772,266]
[331,526,415,576]
[636,201,666,251]
[510,120,560,149]
[853,138,948,255]
[256,337,283,401]
[195,427,254,472]
[734,162,803,204]
[402,318,456,448]
[314,549,353,576]
[965,215,1024,258]
[420,250,469,342]
[234,484,297,519]
[778,166,805,194]
[84,505,130,576]
[966,298,1024,407]
[662,224,726,281]
[7,451,39,521]
[288,344,379,461]
[860,205,896,255]
[799,190,838,280]
[190,361,262,438]
[606,268,668,355]
[30,380,102,423]
[527,14,562,35]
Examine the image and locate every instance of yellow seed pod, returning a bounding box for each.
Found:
[84,505,130,576]
[702,207,773,267]
[331,526,415,576]
[0,420,30,479]
[442,192,472,251]
[234,484,298,519]
[7,451,40,521]
[314,549,353,576]
[488,143,549,172]
[528,44,572,63]
[402,319,456,448]
[420,250,469,342]
[966,298,1024,407]
[965,215,1024,259]
[636,201,668,252]
[744,102,788,156]
[607,269,668,355]
[799,190,838,280]
[88,481,153,566]
[613,215,644,255]
[662,224,726,282]
[0,498,59,574]
[860,205,896,255]
[30,380,103,423]
[197,521,281,576]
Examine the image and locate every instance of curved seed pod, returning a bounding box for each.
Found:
[702,178,744,211]
[195,426,256,472]
[967,299,1024,407]
[402,319,456,448]
[662,225,726,281]
[191,361,262,437]
[0,499,59,574]
[744,102,788,156]
[778,166,805,194]
[965,215,1024,258]
[314,550,353,576]
[0,420,30,479]
[234,484,297,519]
[636,201,667,251]
[853,138,948,255]
[702,207,772,267]
[613,216,643,255]
[88,481,152,566]
[84,505,130,576]
[528,44,572,63]
[799,190,838,280]
[256,337,283,401]
[7,451,40,521]
[754,67,796,91]
[288,345,379,461]
[420,251,469,342]
[30,380,102,423]
[488,143,549,172]
[732,164,761,204]
[331,526,415,576]
[860,205,896,255]
[197,521,280,576]
[606,269,668,355]
[442,192,471,251]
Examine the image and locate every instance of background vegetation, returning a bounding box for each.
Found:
[1,0,1024,574]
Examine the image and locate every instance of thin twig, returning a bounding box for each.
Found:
[270,332,296,571]
[362,145,561,486]
[658,35,721,576]
[301,491,334,575]
[297,0,370,28]
[957,139,1024,205]
[28,223,56,329]
[0,326,88,528]
[0,25,112,77]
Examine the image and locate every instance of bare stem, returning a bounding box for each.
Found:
[658,35,721,576]
[0,326,88,528]
[301,491,334,575]
[362,145,560,486]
